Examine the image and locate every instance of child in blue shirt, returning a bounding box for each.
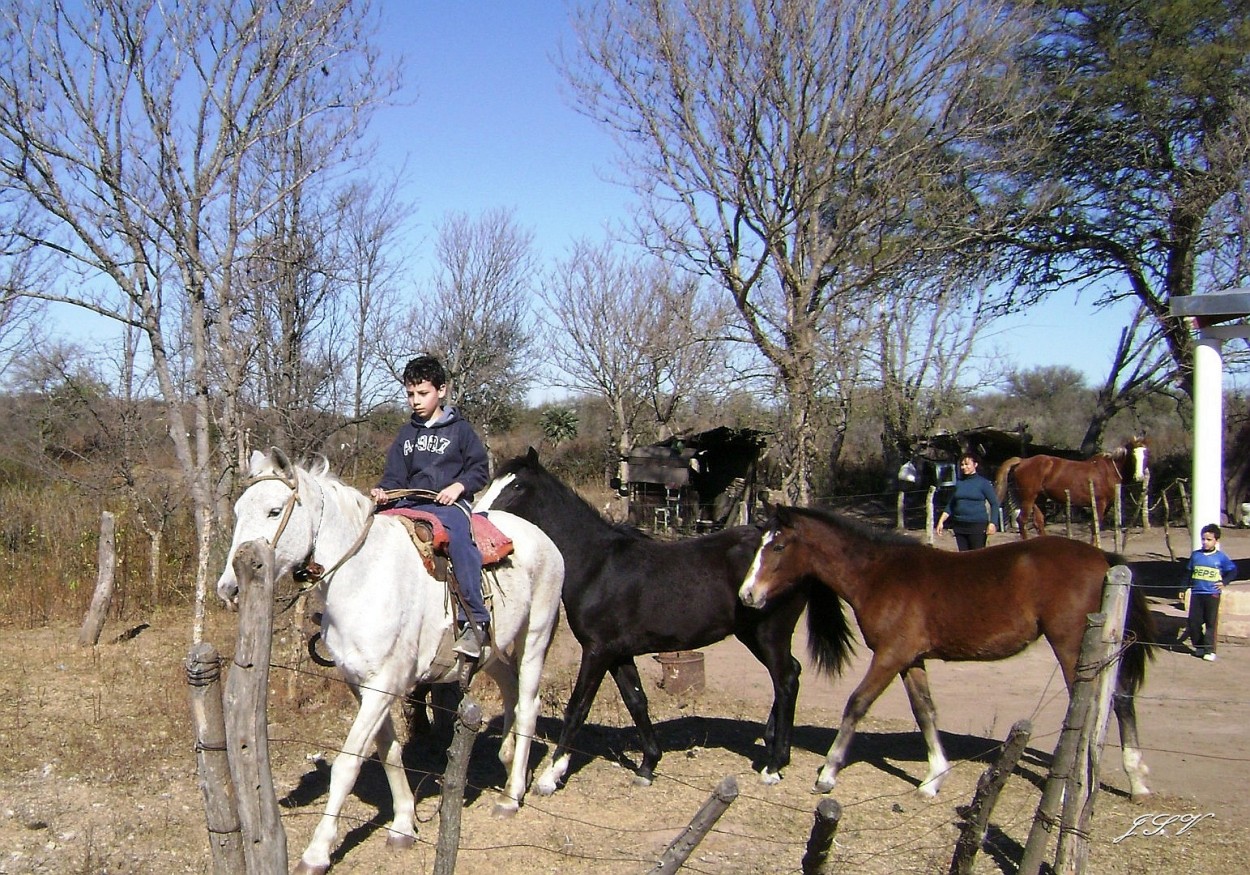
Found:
[1186,523,1238,661]
[371,355,491,658]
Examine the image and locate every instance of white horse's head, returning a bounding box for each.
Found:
[1131,437,1149,482]
[215,447,326,608]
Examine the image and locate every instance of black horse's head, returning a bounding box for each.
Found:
[477,447,586,520]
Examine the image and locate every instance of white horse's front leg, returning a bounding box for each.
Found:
[294,688,398,875]
[375,711,417,848]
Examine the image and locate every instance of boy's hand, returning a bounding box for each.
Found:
[436,483,465,505]
[369,487,388,503]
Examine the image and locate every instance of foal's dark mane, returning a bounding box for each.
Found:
[791,505,924,550]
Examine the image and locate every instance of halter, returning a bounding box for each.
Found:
[241,467,375,603]
[243,469,303,549]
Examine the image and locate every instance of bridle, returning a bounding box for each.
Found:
[244,468,304,550]
[241,467,376,604]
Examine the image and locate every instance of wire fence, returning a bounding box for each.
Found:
[240,617,1248,874]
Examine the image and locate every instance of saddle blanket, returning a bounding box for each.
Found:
[379,507,514,564]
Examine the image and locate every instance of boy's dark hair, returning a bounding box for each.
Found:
[402,355,447,388]
[1201,523,1222,540]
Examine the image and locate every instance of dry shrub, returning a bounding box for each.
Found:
[0,483,197,631]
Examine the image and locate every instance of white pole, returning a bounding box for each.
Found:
[1191,332,1224,551]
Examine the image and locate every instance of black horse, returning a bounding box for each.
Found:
[474,448,852,792]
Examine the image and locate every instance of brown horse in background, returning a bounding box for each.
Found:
[994,437,1148,538]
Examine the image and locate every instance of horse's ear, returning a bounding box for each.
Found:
[774,504,794,527]
[309,453,330,476]
[759,494,776,518]
[248,449,267,474]
[526,446,540,464]
[271,446,294,478]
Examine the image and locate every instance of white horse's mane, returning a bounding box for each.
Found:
[251,448,371,519]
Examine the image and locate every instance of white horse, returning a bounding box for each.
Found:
[215,448,565,875]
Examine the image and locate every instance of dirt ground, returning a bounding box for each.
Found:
[2,524,1248,874]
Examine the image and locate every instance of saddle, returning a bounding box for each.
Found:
[380,507,513,686]
[379,507,514,576]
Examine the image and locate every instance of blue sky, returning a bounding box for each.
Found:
[374,2,632,262]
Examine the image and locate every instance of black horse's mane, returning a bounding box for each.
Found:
[498,453,652,540]
[787,504,923,549]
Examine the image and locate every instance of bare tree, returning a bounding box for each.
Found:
[540,239,730,480]
[321,178,413,476]
[404,209,538,440]
[873,275,998,474]
[563,0,1040,501]
[0,0,396,640]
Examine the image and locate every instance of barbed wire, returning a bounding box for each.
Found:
[230,629,1248,873]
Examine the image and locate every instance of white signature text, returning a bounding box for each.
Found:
[1113,812,1215,843]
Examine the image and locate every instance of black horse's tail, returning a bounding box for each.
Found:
[1118,581,1157,697]
[805,582,856,676]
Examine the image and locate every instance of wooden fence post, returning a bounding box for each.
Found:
[78,511,117,646]
[1140,469,1151,530]
[927,486,937,544]
[186,641,246,874]
[803,798,843,875]
[1056,567,1131,874]
[897,490,906,530]
[1064,489,1073,539]
[1018,611,1106,875]
[649,775,739,874]
[224,540,287,873]
[948,720,1033,875]
[435,696,483,875]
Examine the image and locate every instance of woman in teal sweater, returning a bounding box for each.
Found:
[935,452,1001,551]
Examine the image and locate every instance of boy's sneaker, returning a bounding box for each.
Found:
[453,622,487,659]
[1202,652,1217,662]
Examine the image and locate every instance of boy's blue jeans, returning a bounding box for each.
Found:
[425,502,488,626]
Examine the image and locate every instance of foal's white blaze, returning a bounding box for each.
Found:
[473,471,516,512]
[1133,445,1148,481]
[738,530,774,608]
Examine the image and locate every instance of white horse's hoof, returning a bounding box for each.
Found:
[386,831,416,850]
[493,800,519,819]
[293,861,329,875]
[813,770,837,794]
[632,774,654,787]
[759,768,782,786]
[535,776,559,796]
[918,782,941,798]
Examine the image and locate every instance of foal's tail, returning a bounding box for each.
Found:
[994,456,1023,504]
[805,583,856,676]
[1117,582,1157,696]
